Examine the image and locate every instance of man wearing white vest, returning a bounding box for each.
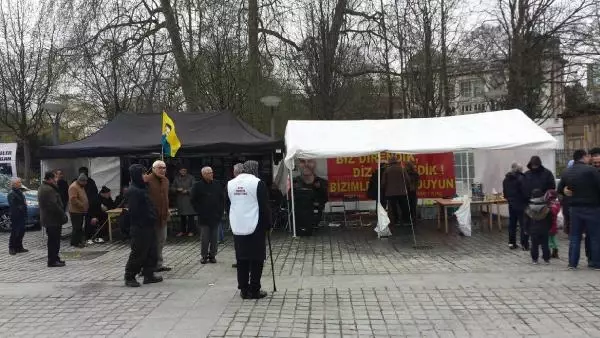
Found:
[227,160,272,299]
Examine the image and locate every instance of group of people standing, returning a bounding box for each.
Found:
[503,152,600,269]
[124,160,272,299]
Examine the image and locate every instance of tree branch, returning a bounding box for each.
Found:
[258,28,302,51]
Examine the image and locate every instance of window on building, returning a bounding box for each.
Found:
[460,81,472,97]
[454,152,474,196]
[473,81,484,97]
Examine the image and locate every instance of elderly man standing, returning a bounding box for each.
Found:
[146,160,172,272]
[172,167,196,237]
[8,177,27,255]
[227,160,272,299]
[38,171,68,267]
[191,166,224,264]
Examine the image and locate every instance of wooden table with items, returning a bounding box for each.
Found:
[433,198,508,234]
[105,208,178,242]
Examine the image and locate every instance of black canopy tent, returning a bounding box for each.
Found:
[39,111,282,158]
[38,111,282,194]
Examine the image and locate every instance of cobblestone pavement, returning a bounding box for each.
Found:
[0,221,598,337]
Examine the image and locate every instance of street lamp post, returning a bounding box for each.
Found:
[260,95,281,138]
[42,103,67,145]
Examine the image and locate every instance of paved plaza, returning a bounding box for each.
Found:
[0,222,599,337]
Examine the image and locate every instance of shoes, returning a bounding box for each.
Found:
[187,232,194,237]
[200,257,208,264]
[232,263,237,268]
[48,261,66,267]
[532,260,538,265]
[509,244,519,250]
[551,249,559,259]
[568,266,577,270]
[209,257,217,264]
[9,249,16,255]
[250,290,268,299]
[175,232,184,237]
[94,238,105,244]
[86,239,94,245]
[17,248,28,253]
[156,266,172,272]
[544,260,550,265]
[143,275,164,284]
[125,278,141,287]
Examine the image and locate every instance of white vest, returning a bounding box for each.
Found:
[227,173,261,235]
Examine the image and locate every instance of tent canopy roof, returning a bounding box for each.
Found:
[40,111,282,159]
[284,109,557,169]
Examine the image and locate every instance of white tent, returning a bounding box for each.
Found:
[282,109,558,236]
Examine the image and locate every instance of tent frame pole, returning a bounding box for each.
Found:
[289,167,297,237]
[377,152,381,213]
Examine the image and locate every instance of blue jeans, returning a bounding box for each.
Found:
[569,206,600,268]
[586,220,600,268]
[508,205,527,247]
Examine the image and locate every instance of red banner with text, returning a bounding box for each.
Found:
[326,152,456,200]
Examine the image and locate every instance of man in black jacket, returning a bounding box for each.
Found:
[557,149,600,270]
[503,162,528,250]
[38,171,68,267]
[124,164,163,287]
[7,177,27,255]
[522,156,556,249]
[191,166,225,264]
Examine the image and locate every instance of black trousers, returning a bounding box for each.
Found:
[387,195,410,224]
[200,225,219,258]
[180,215,195,233]
[9,218,25,250]
[531,233,550,262]
[125,227,158,278]
[46,225,62,263]
[70,213,85,245]
[236,260,264,293]
[408,191,418,222]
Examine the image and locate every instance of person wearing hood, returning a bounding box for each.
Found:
[503,162,527,250]
[226,160,272,299]
[522,156,556,199]
[525,189,552,264]
[124,164,163,287]
[557,149,600,270]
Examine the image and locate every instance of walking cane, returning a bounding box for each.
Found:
[267,230,277,292]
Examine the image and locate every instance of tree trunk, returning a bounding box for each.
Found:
[247,0,261,126]
[380,0,394,119]
[160,0,200,111]
[440,0,451,116]
[22,138,30,181]
[394,0,409,118]
[423,3,434,117]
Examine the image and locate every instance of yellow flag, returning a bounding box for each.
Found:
[161,112,181,157]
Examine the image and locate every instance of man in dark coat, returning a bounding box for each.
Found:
[124,164,162,287]
[227,160,272,299]
[382,156,410,225]
[38,171,68,267]
[558,149,600,270]
[54,170,69,211]
[503,162,528,250]
[8,177,27,255]
[522,156,556,200]
[191,166,225,264]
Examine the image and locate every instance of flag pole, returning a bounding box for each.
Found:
[161,111,164,161]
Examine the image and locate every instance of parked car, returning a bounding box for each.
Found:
[0,175,40,231]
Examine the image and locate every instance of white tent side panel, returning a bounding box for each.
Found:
[284,109,557,169]
[40,157,121,194]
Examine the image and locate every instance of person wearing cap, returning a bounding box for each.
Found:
[69,173,90,248]
[557,149,600,270]
[227,160,272,299]
[87,186,116,243]
[503,162,527,250]
[38,171,68,267]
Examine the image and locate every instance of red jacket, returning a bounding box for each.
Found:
[549,201,561,235]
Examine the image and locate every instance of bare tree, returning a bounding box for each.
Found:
[0,0,67,179]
